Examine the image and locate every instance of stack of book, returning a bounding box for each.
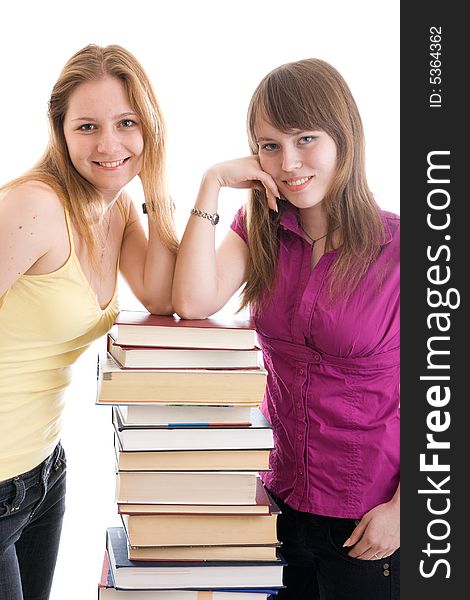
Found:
[96,310,284,598]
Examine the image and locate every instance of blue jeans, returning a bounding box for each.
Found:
[270,493,400,600]
[0,443,66,600]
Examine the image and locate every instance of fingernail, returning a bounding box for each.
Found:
[342,538,351,547]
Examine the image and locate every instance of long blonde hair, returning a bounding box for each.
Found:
[241,58,386,312]
[1,44,178,263]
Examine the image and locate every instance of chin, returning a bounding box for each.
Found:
[283,197,311,209]
[95,175,132,193]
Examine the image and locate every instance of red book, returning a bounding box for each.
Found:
[111,311,257,350]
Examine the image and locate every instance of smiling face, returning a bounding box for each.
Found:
[63,76,144,202]
[255,114,338,210]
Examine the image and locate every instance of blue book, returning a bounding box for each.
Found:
[105,527,284,591]
[99,552,279,598]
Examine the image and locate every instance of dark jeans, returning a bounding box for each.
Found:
[0,443,66,600]
[270,493,400,600]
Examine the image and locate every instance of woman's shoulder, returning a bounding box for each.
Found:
[2,180,63,213]
[1,180,66,239]
[0,181,67,287]
[381,209,399,220]
[380,210,400,242]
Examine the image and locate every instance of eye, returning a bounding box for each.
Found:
[78,123,96,132]
[299,135,316,144]
[259,142,279,152]
[120,119,136,128]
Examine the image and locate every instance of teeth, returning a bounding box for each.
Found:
[98,159,126,168]
[286,176,311,186]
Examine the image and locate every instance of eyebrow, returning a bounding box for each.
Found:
[256,129,322,142]
[70,111,138,122]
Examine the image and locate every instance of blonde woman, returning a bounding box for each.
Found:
[173,59,400,599]
[0,44,177,599]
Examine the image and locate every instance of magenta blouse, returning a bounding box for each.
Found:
[231,206,400,519]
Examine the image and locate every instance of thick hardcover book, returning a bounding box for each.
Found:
[115,471,260,505]
[108,334,261,369]
[117,478,277,515]
[114,436,271,473]
[121,511,279,547]
[99,552,278,598]
[97,355,267,405]
[112,406,274,451]
[112,311,257,350]
[106,527,285,590]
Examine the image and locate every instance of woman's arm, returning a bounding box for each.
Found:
[172,157,279,320]
[119,198,176,315]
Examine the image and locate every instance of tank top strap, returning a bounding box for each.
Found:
[63,207,76,253]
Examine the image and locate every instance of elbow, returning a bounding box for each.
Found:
[175,307,210,320]
[142,297,174,316]
[172,293,212,321]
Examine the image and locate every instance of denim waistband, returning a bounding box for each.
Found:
[1,442,63,488]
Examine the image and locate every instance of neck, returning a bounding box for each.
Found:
[101,189,122,207]
[298,206,328,242]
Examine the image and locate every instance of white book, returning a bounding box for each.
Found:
[117,404,253,426]
[112,407,274,451]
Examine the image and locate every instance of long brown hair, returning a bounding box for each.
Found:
[241,58,385,312]
[0,44,178,263]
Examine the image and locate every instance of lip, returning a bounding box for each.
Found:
[282,175,314,192]
[93,157,131,170]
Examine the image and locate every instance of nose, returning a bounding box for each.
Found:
[96,127,121,155]
[281,146,302,172]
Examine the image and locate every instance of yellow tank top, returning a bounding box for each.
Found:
[0,210,119,481]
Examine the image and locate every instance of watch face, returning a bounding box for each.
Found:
[213,213,220,225]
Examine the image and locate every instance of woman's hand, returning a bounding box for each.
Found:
[343,494,400,561]
[204,156,280,212]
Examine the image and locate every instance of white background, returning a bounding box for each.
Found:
[0,1,399,598]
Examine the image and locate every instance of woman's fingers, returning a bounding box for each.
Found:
[208,157,280,212]
[257,174,280,212]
